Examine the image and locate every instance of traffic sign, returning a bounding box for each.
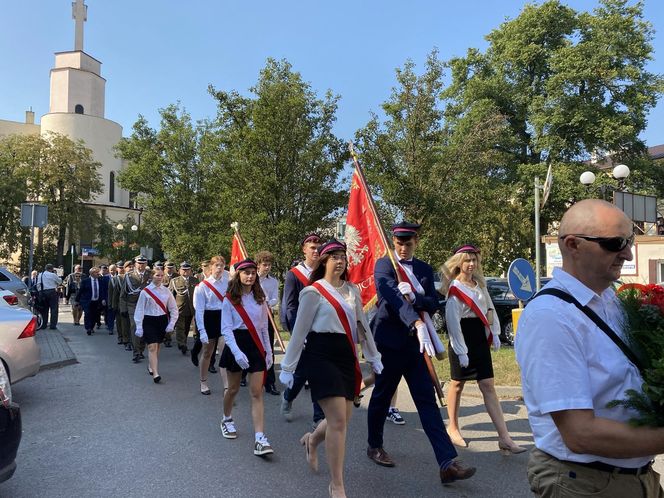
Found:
[507,258,536,301]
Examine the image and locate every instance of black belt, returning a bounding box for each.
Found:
[564,458,652,475]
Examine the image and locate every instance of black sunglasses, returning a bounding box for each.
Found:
[559,234,634,252]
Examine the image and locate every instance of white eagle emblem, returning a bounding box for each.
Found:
[345,224,369,267]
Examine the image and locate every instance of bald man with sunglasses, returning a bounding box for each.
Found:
[516,199,664,497]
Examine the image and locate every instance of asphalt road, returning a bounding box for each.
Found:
[1,309,662,497]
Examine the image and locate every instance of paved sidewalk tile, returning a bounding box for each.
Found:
[36,328,77,371]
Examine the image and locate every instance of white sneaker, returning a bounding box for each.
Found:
[220,418,237,439]
[254,435,274,456]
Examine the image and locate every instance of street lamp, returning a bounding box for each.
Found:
[580,164,630,197]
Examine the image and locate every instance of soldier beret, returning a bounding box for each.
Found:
[391,221,421,238]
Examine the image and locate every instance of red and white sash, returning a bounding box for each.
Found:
[447,280,493,345]
[143,287,168,316]
[312,280,362,397]
[290,265,310,287]
[394,259,446,356]
[202,279,225,302]
[226,293,267,385]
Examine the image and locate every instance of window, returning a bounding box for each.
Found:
[74,104,84,114]
[109,171,115,203]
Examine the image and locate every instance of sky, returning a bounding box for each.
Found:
[1,0,663,147]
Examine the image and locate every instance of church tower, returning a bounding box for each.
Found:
[40,0,129,211]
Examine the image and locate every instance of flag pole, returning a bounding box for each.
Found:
[348,143,446,407]
[230,222,286,353]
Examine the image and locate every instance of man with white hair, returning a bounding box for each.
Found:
[516,199,664,497]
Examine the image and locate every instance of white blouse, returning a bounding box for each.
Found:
[281,280,381,373]
[134,283,179,334]
[193,272,229,335]
[445,280,501,356]
[259,274,279,309]
[221,294,271,354]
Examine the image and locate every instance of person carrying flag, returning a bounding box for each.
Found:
[366,222,477,485]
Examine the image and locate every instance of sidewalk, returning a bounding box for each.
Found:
[35,306,77,371]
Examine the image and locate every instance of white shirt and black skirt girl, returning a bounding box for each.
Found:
[134,283,178,344]
[445,280,501,381]
[193,273,229,342]
[281,280,381,403]
[219,293,271,373]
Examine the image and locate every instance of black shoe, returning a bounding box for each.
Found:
[191,351,199,367]
[147,366,153,376]
[49,326,57,330]
[73,323,81,326]
[125,343,133,351]
[138,353,145,360]
[240,378,247,387]
[265,384,280,396]
[108,330,114,335]
[153,375,161,384]
[208,365,217,374]
[132,356,140,363]
[164,341,172,348]
[86,330,92,336]
[179,345,188,355]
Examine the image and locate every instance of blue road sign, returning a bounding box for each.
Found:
[507,258,536,301]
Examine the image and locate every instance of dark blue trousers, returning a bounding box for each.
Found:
[105,307,116,332]
[367,338,457,468]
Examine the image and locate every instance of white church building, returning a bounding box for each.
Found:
[0,0,138,240]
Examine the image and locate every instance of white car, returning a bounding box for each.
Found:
[0,304,40,384]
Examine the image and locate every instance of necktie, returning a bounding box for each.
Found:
[92,278,98,301]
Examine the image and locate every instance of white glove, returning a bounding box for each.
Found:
[199,331,209,344]
[233,350,250,370]
[458,354,469,368]
[165,328,174,334]
[416,322,435,357]
[265,352,273,370]
[268,298,278,308]
[135,329,143,338]
[398,282,416,301]
[371,359,384,375]
[279,370,294,388]
[492,333,501,352]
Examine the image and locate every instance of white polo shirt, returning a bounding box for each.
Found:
[515,267,653,468]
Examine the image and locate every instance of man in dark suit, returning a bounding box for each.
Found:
[366,222,477,485]
[76,266,107,336]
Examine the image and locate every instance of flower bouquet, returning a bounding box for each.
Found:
[608,283,664,427]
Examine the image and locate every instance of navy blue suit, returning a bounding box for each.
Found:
[279,266,324,422]
[76,277,108,332]
[367,256,457,467]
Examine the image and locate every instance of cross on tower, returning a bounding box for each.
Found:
[72,0,87,51]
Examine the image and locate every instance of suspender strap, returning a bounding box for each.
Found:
[536,288,644,374]
[143,288,168,316]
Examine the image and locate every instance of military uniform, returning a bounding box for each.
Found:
[107,261,125,344]
[122,256,152,362]
[161,262,177,347]
[117,262,132,349]
[168,263,197,354]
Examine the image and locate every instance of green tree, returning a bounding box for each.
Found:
[209,58,347,272]
[116,105,223,263]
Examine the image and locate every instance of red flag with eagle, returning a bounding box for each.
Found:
[345,167,388,310]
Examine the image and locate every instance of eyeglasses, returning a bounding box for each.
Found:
[559,234,634,252]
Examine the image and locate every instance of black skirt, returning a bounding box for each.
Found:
[219,329,266,373]
[143,314,168,345]
[300,332,357,403]
[203,309,221,340]
[448,317,494,381]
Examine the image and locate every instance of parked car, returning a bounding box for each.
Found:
[0,267,28,300]
[0,305,40,384]
[0,360,21,484]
